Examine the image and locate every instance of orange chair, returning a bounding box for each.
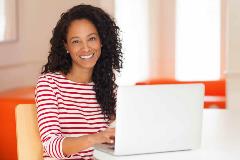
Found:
[0,87,35,160]
[136,79,226,109]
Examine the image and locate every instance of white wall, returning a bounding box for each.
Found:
[226,0,240,109]
[0,0,112,91]
[99,0,114,17]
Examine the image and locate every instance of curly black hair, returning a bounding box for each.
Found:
[41,4,123,121]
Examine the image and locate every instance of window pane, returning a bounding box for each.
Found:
[0,0,5,41]
[115,0,150,85]
[175,0,221,81]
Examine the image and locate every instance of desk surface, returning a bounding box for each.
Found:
[94,109,240,160]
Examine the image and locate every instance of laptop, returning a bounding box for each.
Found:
[95,84,204,156]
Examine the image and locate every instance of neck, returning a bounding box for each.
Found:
[66,66,93,83]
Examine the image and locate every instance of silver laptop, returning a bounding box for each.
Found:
[95,84,204,156]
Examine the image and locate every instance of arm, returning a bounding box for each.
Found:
[62,128,115,156]
[36,75,67,159]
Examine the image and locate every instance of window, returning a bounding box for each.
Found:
[0,0,17,42]
[115,0,150,85]
[175,0,221,81]
[0,0,6,41]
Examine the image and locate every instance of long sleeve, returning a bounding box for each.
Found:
[35,75,70,159]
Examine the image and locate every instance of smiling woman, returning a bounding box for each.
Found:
[36,4,123,160]
[0,0,17,42]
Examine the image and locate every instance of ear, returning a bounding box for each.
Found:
[64,41,69,52]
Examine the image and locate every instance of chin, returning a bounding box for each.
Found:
[80,63,96,70]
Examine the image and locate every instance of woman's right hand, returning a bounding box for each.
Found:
[92,128,115,145]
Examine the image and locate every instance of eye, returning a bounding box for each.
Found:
[72,40,80,44]
[89,37,96,41]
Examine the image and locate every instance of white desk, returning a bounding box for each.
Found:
[94,109,240,160]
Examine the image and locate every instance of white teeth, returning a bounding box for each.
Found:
[80,53,94,59]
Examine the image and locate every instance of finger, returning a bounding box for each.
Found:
[110,136,115,140]
[106,138,114,144]
[109,139,114,144]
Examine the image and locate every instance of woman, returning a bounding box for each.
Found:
[35,4,123,159]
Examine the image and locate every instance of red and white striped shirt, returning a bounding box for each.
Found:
[35,72,109,160]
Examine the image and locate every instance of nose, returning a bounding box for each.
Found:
[81,41,90,53]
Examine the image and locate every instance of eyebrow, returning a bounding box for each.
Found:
[87,33,98,37]
[70,36,80,41]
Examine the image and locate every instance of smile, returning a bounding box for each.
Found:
[80,53,94,59]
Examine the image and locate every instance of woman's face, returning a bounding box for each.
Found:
[64,19,101,71]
